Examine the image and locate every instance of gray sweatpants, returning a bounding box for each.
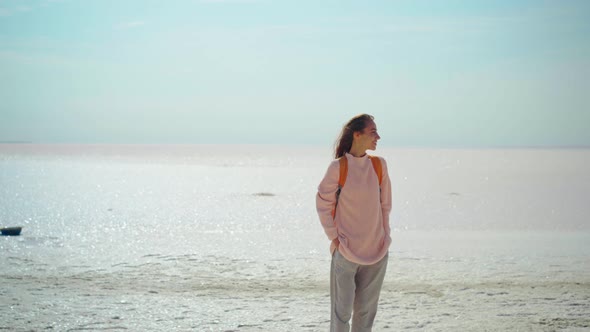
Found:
[330,250,388,332]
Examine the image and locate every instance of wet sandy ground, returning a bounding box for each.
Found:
[2,253,589,332]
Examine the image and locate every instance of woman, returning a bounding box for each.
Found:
[316,114,392,332]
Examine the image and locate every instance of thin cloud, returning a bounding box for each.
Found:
[0,0,64,17]
[0,5,32,17]
[15,5,33,12]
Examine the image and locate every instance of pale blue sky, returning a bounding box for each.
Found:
[1,0,589,147]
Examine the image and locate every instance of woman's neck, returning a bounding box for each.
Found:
[348,147,367,158]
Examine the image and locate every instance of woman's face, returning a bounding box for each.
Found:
[355,120,380,151]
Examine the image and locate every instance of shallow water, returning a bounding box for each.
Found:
[1,144,589,331]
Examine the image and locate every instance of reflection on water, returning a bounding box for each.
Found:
[1,145,589,331]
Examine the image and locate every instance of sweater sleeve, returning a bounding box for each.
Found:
[380,157,393,236]
[316,160,340,241]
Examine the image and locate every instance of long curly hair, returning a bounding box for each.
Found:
[334,114,374,159]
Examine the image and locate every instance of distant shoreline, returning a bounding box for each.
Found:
[0,141,33,144]
[0,142,588,150]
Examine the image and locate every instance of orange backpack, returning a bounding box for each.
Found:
[331,155,383,218]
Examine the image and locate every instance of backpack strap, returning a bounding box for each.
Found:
[338,156,348,188]
[368,155,383,185]
[331,156,348,218]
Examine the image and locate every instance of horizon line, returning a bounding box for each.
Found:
[1,141,589,150]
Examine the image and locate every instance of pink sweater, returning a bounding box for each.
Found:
[316,153,392,265]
